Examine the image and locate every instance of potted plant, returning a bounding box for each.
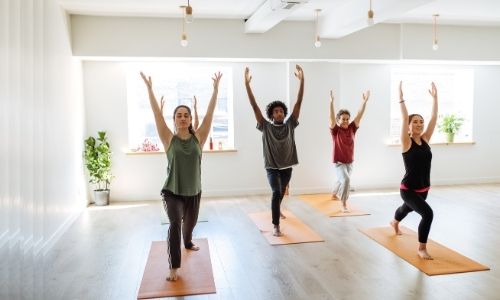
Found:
[84,131,113,205]
[438,113,464,143]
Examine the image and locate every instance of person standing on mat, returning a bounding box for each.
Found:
[390,81,438,260]
[329,89,371,212]
[140,71,223,281]
[244,65,305,237]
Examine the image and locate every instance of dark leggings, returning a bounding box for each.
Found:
[394,190,433,243]
[266,168,293,226]
[162,190,201,269]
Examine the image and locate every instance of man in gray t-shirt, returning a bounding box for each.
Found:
[244,65,305,237]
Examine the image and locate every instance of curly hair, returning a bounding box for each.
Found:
[266,100,288,121]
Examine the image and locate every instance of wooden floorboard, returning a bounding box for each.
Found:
[41,184,500,299]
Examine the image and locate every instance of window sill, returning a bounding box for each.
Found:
[125,149,238,155]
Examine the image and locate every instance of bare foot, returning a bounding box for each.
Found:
[390,220,402,235]
[331,194,339,201]
[341,206,350,213]
[186,244,200,251]
[418,249,433,260]
[166,268,179,281]
[273,225,283,237]
[280,212,286,219]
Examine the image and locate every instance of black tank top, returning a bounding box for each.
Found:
[401,138,432,189]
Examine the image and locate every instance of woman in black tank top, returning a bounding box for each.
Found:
[390,81,439,260]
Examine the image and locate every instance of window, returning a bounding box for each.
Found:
[125,62,234,151]
[390,65,474,144]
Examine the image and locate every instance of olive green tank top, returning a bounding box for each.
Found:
[162,135,202,196]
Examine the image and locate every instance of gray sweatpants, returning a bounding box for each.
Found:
[332,163,353,205]
[161,190,201,269]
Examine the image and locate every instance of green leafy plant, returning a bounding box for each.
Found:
[84,131,113,190]
[438,114,464,135]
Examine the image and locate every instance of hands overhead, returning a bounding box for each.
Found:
[140,72,153,89]
[330,90,334,102]
[244,67,252,85]
[399,81,404,102]
[294,65,304,81]
[212,72,223,88]
[428,82,437,99]
[362,90,370,102]
[160,96,165,113]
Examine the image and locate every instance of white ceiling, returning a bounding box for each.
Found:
[60,0,500,38]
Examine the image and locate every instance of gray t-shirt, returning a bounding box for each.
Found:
[257,115,299,169]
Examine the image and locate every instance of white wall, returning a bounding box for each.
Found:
[1,0,86,297]
[71,16,402,60]
[83,60,500,201]
[74,14,500,201]
[70,15,500,61]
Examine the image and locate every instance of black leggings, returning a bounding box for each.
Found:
[394,190,433,243]
[162,190,201,269]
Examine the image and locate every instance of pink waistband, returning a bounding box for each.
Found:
[400,183,430,193]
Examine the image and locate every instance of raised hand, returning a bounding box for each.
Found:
[294,65,304,81]
[362,90,370,102]
[428,82,437,99]
[140,72,153,90]
[212,72,223,88]
[244,67,252,85]
[330,90,334,102]
[193,95,198,108]
[160,96,165,114]
[399,81,404,102]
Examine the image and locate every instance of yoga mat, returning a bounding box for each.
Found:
[298,194,370,217]
[359,226,490,276]
[248,210,324,245]
[137,239,216,299]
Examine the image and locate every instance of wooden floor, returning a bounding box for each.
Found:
[42,184,500,300]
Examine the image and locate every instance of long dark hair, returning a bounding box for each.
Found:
[173,105,195,135]
[265,100,288,120]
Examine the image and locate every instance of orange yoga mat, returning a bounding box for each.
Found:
[248,210,324,245]
[359,226,490,276]
[298,194,370,217]
[137,239,216,299]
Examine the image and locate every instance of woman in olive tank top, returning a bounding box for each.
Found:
[391,81,438,260]
[140,71,223,281]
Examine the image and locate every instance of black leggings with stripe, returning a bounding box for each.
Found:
[394,190,433,243]
[161,189,201,269]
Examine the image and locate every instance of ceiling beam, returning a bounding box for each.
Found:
[245,0,308,33]
[319,0,435,39]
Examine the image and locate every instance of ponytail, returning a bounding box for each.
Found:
[188,124,195,136]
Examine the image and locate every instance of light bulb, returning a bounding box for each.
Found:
[180,33,188,47]
[314,39,321,48]
[432,41,439,50]
[185,6,193,23]
[367,10,374,26]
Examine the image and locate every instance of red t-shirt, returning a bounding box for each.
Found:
[331,122,358,163]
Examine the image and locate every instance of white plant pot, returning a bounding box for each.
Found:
[94,189,110,206]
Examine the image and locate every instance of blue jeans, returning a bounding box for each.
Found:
[266,168,293,225]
